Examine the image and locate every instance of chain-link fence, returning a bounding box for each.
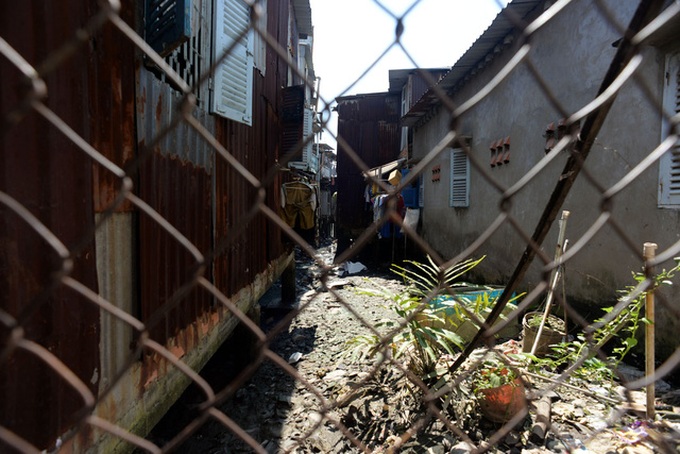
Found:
[2,0,680,452]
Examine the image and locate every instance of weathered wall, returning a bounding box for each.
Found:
[1,0,299,450]
[412,0,680,359]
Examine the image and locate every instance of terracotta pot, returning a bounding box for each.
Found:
[477,378,526,423]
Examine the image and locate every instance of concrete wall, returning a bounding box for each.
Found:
[412,0,680,360]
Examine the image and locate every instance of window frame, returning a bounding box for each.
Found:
[252,0,267,74]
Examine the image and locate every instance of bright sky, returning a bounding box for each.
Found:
[309,0,511,149]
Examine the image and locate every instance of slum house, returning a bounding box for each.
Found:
[334,68,447,264]
[280,80,321,247]
[0,0,316,451]
[335,91,402,263]
[403,0,680,367]
[316,142,337,241]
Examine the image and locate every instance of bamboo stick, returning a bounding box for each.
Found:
[531,210,570,355]
[644,242,657,420]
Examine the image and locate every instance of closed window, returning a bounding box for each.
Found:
[450,148,469,207]
[659,53,680,208]
[211,0,254,125]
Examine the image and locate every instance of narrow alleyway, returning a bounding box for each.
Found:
[145,242,680,453]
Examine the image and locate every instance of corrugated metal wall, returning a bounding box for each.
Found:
[335,93,402,257]
[0,1,103,448]
[1,0,294,448]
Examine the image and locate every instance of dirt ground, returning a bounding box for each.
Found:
[149,242,680,454]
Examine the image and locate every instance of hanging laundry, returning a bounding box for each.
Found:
[280,180,317,229]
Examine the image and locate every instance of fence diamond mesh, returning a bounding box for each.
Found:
[2,0,680,453]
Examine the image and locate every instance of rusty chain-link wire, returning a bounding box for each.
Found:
[2,0,680,453]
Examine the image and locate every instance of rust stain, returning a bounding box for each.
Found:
[156,92,163,123]
[139,85,147,115]
[139,305,232,392]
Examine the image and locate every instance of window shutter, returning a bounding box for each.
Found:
[450,148,469,207]
[146,0,191,57]
[659,53,680,207]
[302,107,314,163]
[211,0,253,125]
[281,85,304,157]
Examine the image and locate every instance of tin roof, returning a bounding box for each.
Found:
[401,0,543,127]
[293,0,313,36]
[363,158,406,179]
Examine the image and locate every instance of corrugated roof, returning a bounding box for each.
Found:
[388,68,449,93]
[293,0,313,35]
[363,158,406,179]
[401,0,543,127]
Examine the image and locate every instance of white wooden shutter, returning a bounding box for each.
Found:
[450,148,469,207]
[659,53,680,207]
[211,0,253,125]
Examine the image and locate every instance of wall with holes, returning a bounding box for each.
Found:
[410,0,680,358]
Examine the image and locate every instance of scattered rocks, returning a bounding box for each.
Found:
[166,242,680,453]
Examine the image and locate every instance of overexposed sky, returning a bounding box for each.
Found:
[309,0,511,148]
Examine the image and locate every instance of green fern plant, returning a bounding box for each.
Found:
[390,255,486,299]
[346,255,512,380]
[346,285,465,379]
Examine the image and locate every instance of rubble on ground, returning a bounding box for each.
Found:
[176,242,680,453]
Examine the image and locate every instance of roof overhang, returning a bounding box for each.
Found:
[401,0,543,127]
[293,0,313,36]
[363,158,406,179]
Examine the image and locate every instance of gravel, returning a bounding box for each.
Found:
[148,242,680,454]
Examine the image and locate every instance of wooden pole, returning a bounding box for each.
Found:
[644,242,657,420]
[530,210,570,355]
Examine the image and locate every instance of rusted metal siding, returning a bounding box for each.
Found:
[135,3,216,342]
[1,0,296,449]
[335,93,402,256]
[410,69,448,106]
[90,3,137,214]
[137,150,214,342]
[214,71,287,296]
[0,1,102,449]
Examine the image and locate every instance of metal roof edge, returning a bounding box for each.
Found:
[293,0,313,36]
[402,0,544,127]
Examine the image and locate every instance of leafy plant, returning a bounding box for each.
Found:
[524,312,565,333]
[346,284,465,379]
[346,255,525,381]
[390,255,486,299]
[393,255,525,339]
[346,255,491,380]
[471,361,519,394]
[522,258,680,381]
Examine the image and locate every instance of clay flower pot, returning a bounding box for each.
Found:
[475,373,526,423]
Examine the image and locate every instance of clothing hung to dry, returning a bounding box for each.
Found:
[280,181,317,229]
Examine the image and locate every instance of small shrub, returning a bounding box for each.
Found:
[521,258,680,382]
